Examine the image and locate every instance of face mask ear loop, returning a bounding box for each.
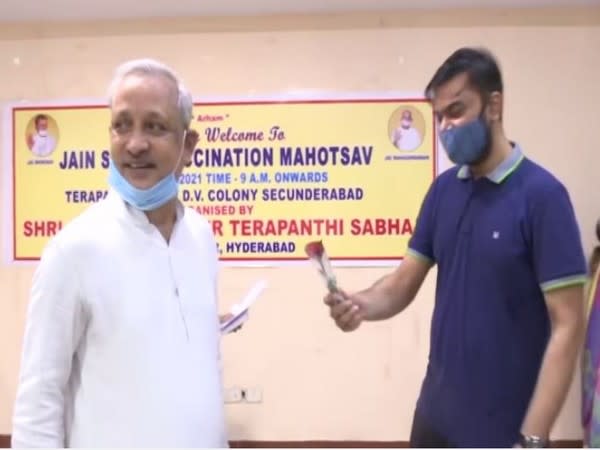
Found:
[172,129,188,176]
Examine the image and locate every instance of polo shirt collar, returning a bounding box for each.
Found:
[457,143,524,184]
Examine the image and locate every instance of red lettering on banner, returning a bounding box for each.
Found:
[211,220,224,237]
[195,205,236,216]
[23,220,63,237]
[350,218,413,236]
[196,114,225,122]
[229,219,343,236]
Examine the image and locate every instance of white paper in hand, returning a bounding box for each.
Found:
[221,310,249,334]
[220,280,267,335]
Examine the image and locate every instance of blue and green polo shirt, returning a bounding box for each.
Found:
[408,143,587,447]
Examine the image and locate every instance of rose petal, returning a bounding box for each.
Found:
[304,240,325,258]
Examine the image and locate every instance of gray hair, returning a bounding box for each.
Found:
[107,58,194,129]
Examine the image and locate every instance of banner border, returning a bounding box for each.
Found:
[5,91,439,267]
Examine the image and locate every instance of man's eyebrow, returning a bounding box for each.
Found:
[111,110,169,121]
[450,86,465,99]
[434,99,459,116]
[111,109,130,118]
[145,111,167,119]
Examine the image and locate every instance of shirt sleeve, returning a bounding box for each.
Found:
[529,182,588,292]
[11,238,85,448]
[407,178,438,264]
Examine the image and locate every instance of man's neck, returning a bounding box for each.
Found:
[470,130,512,179]
[145,199,178,242]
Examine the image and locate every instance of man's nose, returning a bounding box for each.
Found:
[125,131,150,155]
[439,116,451,131]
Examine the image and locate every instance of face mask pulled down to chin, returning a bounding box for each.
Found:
[108,130,188,211]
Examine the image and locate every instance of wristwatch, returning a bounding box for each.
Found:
[519,433,548,448]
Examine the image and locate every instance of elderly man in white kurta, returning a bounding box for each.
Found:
[391,109,422,151]
[28,114,57,157]
[12,59,229,448]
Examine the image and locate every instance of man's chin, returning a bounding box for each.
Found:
[125,177,158,191]
[124,169,159,189]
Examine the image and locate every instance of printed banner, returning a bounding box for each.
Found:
[5,96,437,265]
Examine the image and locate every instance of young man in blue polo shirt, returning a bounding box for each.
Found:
[324,47,587,447]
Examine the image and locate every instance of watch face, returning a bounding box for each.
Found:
[520,434,546,448]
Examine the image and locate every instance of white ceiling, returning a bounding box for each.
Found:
[0,0,599,23]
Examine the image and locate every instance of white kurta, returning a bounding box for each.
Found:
[12,191,228,448]
[392,126,422,151]
[30,133,56,157]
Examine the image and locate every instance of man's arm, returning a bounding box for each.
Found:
[12,240,85,448]
[519,283,585,441]
[519,181,588,444]
[325,253,432,332]
[357,170,439,320]
[355,173,439,321]
[359,253,433,321]
[325,176,438,331]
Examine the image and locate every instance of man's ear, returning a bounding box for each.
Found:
[183,128,199,167]
[487,91,503,122]
[185,129,199,149]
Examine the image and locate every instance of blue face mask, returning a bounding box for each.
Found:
[439,117,491,166]
[108,130,187,211]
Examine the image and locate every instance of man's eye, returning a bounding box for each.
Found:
[147,122,167,133]
[112,121,130,133]
[447,105,465,118]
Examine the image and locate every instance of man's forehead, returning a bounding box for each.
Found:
[116,72,176,92]
[111,102,168,116]
[430,73,472,109]
[111,73,178,112]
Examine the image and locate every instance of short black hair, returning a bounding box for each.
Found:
[34,114,48,127]
[425,47,503,100]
